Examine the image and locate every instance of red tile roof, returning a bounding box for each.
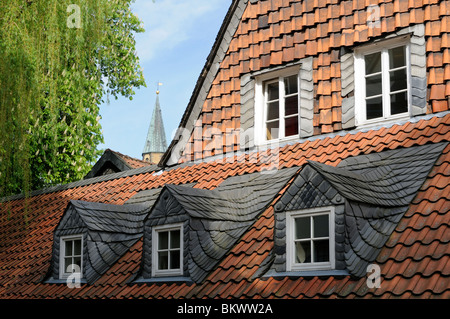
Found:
[0,113,449,299]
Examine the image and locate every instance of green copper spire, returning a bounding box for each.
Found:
[142,93,168,159]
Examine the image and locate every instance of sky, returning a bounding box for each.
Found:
[98,0,232,160]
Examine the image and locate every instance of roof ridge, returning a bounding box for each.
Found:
[109,149,150,166]
[1,164,161,202]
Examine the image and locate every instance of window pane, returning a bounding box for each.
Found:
[170,251,180,269]
[295,217,310,239]
[313,215,329,238]
[390,68,407,92]
[365,74,382,97]
[266,121,279,140]
[267,101,279,120]
[389,46,406,69]
[295,241,311,263]
[73,257,81,269]
[158,251,168,270]
[365,52,381,74]
[285,95,298,116]
[390,91,408,115]
[73,239,82,256]
[170,230,180,249]
[284,75,298,95]
[65,240,73,256]
[366,96,383,120]
[267,82,279,100]
[158,231,168,250]
[285,116,298,137]
[313,240,329,262]
[64,257,72,271]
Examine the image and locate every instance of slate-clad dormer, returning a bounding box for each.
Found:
[270,142,447,278]
[136,167,298,283]
[46,200,150,284]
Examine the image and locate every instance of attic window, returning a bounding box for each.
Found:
[354,37,410,125]
[253,64,302,145]
[59,235,83,279]
[152,224,183,277]
[286,207,335,272]
[264,75,299,140]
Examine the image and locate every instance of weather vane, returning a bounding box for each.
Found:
[156,82,163,95]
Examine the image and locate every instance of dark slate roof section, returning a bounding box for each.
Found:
[216,166,299,193]
[49,200,151,284]
[277,143,447,210]
[124,188,163,207]
[343,202,406,277]
[141,167,298,283]
[68,200,150,234]
[275,164,342,212]
[314,142,448,207]
[84,149,151,179]
[274,143,447,278]
[124,183,197,206]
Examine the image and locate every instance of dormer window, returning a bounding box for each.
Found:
[252,64,303,146]
[354,38,410,126]
[60,235,83,279]
[47,200,149,284]
[263,74,299,141]
[286,207,335,272]
[138,169,297,284]
[267,143,445,279]
[152,224,183,277]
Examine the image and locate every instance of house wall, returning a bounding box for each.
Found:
[176,0,450,163]
[143,152,164,165]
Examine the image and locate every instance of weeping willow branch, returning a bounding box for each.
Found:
[0,0,146,198]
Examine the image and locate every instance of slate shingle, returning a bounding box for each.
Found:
[47,201,150,284]
[139,167,298,283]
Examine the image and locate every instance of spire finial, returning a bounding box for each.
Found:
[156,82,163,95]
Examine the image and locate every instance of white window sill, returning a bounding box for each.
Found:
[133,276,192,284]
[288,263,334,272]
[256,135,300,148]
[263,269,350,278]
[44,277,87,284]
[356,114,410,130]
[153,270,184,278]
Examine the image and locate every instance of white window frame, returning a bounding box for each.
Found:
[354,37,411,127]
[152,223,184,277]
[59,235,83,279]
[254,65,301,145]
[286,207,335,272]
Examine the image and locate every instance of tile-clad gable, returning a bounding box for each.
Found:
[0,112,449,299]
[168,0,450,164]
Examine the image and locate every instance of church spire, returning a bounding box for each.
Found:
[142,86,168,164]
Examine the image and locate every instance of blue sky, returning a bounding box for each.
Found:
[98,0,231,160]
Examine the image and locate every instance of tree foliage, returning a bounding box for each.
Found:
[0,0,145,197]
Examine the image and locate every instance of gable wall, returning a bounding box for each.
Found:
[176,0,450,163]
